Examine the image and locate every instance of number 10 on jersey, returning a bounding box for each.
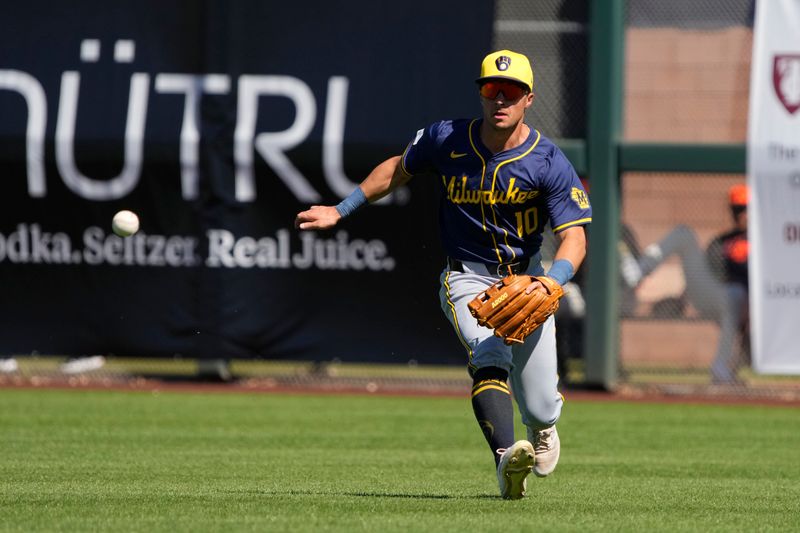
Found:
[514,207,539,237]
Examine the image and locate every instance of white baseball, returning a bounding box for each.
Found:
[112,210,140,237]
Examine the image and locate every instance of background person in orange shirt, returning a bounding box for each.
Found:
[621,184,750,384]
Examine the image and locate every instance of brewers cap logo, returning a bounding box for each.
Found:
[496,55,511,72]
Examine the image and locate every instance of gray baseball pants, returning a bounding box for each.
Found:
[438,257,563,430]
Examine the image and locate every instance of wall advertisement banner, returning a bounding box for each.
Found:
[0,0,494,363]
[747,0,800,373]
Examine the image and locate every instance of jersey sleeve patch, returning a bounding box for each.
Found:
[402,123,439,176]
[570,187,590,209]
[542,146,592,231]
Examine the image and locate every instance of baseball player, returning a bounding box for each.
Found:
[295,50,591,499]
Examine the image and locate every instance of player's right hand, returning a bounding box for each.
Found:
[294,205,342,230]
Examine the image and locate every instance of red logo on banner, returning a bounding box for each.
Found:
[773,54,800,115]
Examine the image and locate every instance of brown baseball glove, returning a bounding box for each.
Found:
[468,275,564,345]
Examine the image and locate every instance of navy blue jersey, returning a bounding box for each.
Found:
[401,119,592,264]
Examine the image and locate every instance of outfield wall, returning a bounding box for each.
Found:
[0,0,494,363]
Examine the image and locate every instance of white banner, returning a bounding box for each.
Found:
[747,0,800,374]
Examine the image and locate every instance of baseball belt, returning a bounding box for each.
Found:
[447,257,530,277]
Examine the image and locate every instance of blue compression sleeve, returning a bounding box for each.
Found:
[546,259,574,286]
[335,187,368,218]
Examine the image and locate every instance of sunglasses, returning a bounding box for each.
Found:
[479,80,528,101]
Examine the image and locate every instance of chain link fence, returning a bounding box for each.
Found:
[620,0,769,396]
[494,0,588,139]
[498,0,799,399]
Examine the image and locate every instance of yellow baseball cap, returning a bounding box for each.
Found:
[476,50,534,92]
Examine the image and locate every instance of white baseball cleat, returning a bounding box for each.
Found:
[496,440,535,499]
[528,425,560,477]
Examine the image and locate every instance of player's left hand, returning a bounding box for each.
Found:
[524,278,549,295]
[294,205,341,230]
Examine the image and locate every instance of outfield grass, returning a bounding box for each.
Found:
[1,388,798,532]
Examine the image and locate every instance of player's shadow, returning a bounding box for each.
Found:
[234,488,501,500]
[345,491,452,499]
[246,488,496,500]
[344,491,499,500]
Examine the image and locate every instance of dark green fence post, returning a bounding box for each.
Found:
[584,0,625,389]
